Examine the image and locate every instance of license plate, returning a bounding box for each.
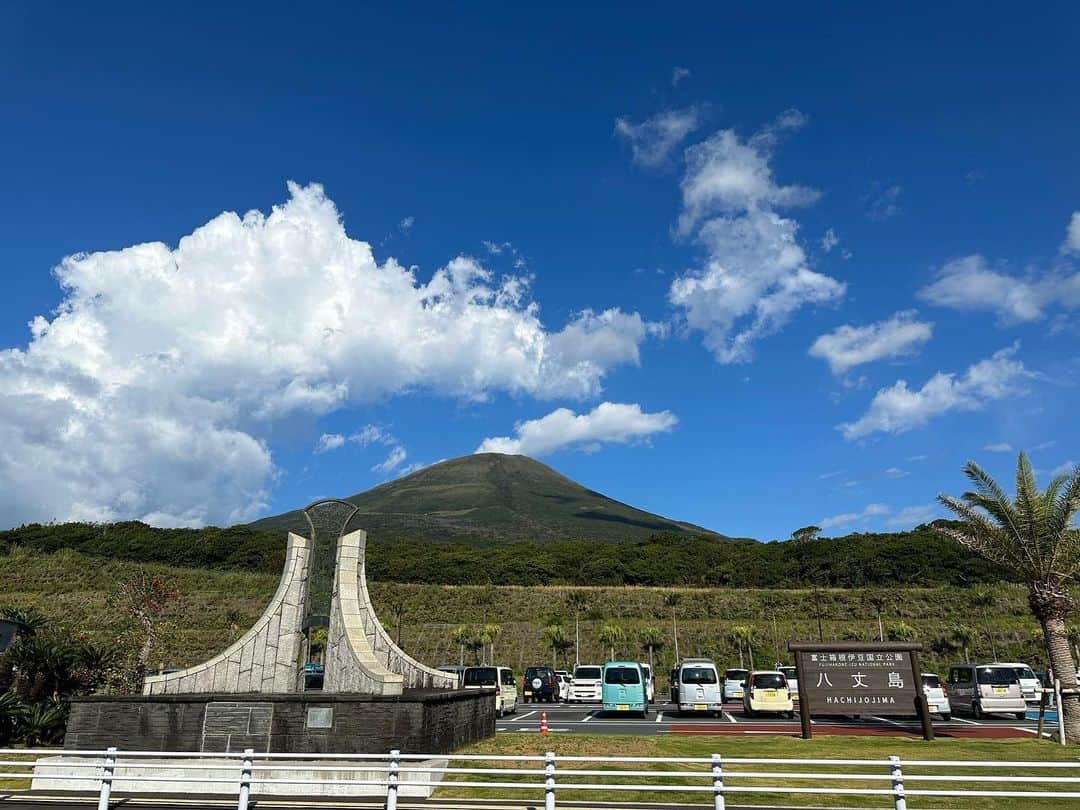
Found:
[765,690,777,697]
[524,691,531,696]
[994,687,1007,694]
[617,704,629,711]
[734,691,744,698]
[694,703,707,711]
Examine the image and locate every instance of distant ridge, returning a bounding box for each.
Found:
[249,453,724,544]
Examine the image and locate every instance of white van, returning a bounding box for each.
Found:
[673,658,723,716]
[946,664,1026,720]
[992,662,1042,705]
[569,664,603,702]
[462,666,518,717]
[640,663,655,703]
[921,672,951,720]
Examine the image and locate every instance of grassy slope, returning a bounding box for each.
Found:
[249,453,721,543]
[0,548,1047,676]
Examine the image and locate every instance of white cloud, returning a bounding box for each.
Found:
[883,467,909,479]
[372,445,408,475]
[887,504,938,528]
[838,345,1032,440]
[1052,460,1077,477]
[918,253,1080,323]
[476,402,677,457]
[315,433,346,453]
[614,107,702,168]
[821,228,839,253]
[671,66,691,87]
[399,216,414,233]
[821,502,889,529]
[667,111,845,363]
[983,442,1013,453]
[1033,440,1057,452]
[866,184,902,221]
[1064,212,1080,254]
[0,183,650,527]
[809,311,933,375]
[907,454,928,461]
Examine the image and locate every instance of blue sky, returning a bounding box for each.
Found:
[1,2,1077,538]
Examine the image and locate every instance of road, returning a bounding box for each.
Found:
[499,698,1048,739]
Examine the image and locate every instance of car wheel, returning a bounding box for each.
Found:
[1016,711,1028,721]
[787,711,795,719]
[972,701,983,720]
[941,713,951,722]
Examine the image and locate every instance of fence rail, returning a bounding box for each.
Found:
[4,747,1080,809]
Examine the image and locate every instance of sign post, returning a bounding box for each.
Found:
[789,641,933,741]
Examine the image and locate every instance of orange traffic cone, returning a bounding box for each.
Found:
[539,711,549,734]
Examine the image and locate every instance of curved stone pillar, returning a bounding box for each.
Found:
[324,529,457,693]
[143,533,310,695]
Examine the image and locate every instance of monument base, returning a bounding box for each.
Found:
[64,690,494,754]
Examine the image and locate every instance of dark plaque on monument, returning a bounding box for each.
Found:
[789,641,934,740]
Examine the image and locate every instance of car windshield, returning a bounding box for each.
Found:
[922,674,941,688]
[1013,667,1036,680]
[779,667,796,678]
[752,673,786,689]
[605,666,641,685]
[725,669,748,681]
[463,667,497,686]
[575,667,602,680]
[977,667,1017,685]
[526,669,550,678]
[682,666,718,684]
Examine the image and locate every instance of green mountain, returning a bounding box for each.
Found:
[250,453,723,543]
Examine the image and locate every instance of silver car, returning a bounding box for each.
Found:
[722,668,749,702]
[674,658,723,716]
[946,664,1026,720]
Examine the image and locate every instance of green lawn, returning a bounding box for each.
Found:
[0,752,35,791]
[439,734,1080,808]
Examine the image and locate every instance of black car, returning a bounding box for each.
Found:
[522,666,559,703]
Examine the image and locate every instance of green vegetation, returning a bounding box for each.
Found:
[443,735,1080,808]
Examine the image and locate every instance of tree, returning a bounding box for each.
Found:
[451,626,470,667]
[598,623,625,661]
[639,626,665,671]
[663,592,682,662]
[543,624,568,669]
[791,525,821,544]
[564,591,591,667]
[481,624,501,665]
[936,453,1080,742]
[730,625,756,670]
[969,587,1000,660]
[867,590,892,642]
[951,625,975,662]
[109,573,178,684]
[383,592,408,649]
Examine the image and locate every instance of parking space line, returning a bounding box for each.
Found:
[723,712,737,723]
[581,710,597,722]
[515,710,537,720]
[654,711,663,723]
[950,717,979,725]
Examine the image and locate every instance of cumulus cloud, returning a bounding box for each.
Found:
[838,345,1032,440]
[983,442,1013,453]
[671,66,691,87]
[821,228,839,253]
[476,402,677,457]
[0,183,650,527]
[666,111,845,363]
[614,107,702,168]
[1065,212,1080,254]
[809,311,933,375]
[821,502,889,529]
[315,433,346,453]
[918,254,1080,324]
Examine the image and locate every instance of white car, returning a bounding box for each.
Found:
[462,666,518,717]
[992,662,1042,705]
[778,665,799,702]
[921,672,951,720]
[555,671,572,700]
[568,664,602,702]
[640,663,655,703]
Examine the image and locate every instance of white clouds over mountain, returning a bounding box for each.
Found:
[839,345,1032,439]
[666,111,846,363]
[810,311,933,374]
[0,183,650,526]
[476,402,677,457]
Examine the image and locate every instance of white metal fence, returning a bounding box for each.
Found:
[4,747,1080,809]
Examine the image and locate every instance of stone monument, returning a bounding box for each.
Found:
[63,500,492,756]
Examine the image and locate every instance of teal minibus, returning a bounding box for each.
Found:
[601,661,648,717]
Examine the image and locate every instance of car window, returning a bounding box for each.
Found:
[1014,667,1036,680]
[501,669,516,686]
[752,673,786,689]
[575,666,602,679]
[681,666,718,684]
[604,666,641,685]
[977,667,1018,685]
[724,669,748,681]
[921,674,941,688]
[463,667,497,686]
[779,667,796,679]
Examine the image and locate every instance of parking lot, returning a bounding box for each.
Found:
[498,699,1050,739]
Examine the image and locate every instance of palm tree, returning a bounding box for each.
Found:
[564,591,590,667]
[451,626,470,667]
[951,625,975,663]
[867,590,891,642]
[639,626,665,671]
[384,593,408,649]
[481,624,501,665]
[969,587,1000,660]
[936,453,1080,742]
[730,625,756,670]
[663,592,682,662]
[1068,625,1080,666]
[598,623,625,661]
[543,624,567,669]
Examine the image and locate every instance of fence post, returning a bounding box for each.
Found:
[544,750,556,810]
[97,746,117,810]
[237,748,253,810]
[386,749,400,810]
[1055,680,1066,746]
[711,753,725,810]
[889,755,906,810]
